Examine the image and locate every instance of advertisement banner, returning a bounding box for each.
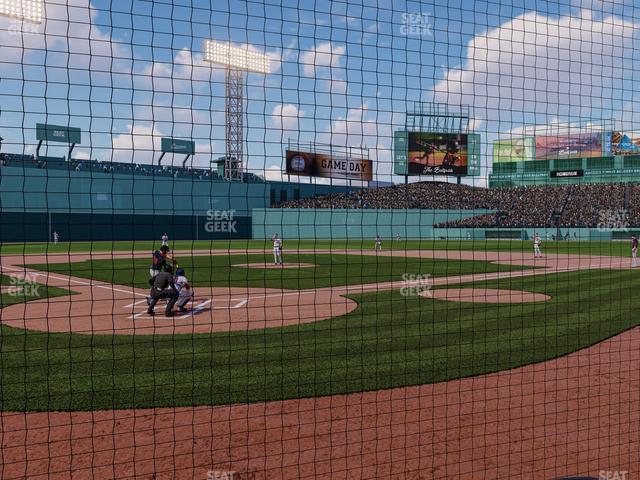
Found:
[161,137,195,155]
[285,150,373,181]
[493,137,535,163]
[406,132,468,175]
[604,131,640,156]
[535,132,602,160]
[393,130,409,176]
[36,123,82,144]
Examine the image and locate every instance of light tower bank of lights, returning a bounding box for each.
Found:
[204,40,271,181]
[0,0,43,23]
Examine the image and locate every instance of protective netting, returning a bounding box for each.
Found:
[0,1,639,479]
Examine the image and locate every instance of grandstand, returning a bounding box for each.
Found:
[280,181,638,233]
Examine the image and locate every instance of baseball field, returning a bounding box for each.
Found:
[1,239,638,478]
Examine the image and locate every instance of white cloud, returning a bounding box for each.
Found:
[271,104,303,131]
[263,164,286,182]
[432,11,638,123]
[507,118,611,137]
[112,123,215,167]
[316,104,402,181]
[111,124,159,164]
[300,41,345,76]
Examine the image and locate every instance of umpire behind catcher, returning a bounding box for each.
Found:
[146,265,178,317]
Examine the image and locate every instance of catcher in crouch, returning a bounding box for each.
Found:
[174,268,194,312]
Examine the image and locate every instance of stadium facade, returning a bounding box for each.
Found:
[490,155,640,187]
[0,152,352,242]
[489,130,640,187]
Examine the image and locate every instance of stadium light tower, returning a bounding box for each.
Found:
[0,0,43,23]
[203,40,270,181]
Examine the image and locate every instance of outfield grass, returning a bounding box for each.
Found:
[1,267,638,411]
[27,253,530,290]
[1,238,636,257]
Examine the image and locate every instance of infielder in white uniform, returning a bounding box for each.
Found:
[533,233,542,258]
[272,234,283,265]
[375,235,382,251]
[161,233,169,247]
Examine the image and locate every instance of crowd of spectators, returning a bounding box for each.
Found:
[281,180,640,228]
[559,184,626,228]
[281,182,506,210]
[0,152,265,183]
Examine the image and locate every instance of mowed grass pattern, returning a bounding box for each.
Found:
[1,267,638,411]
[27,253,529,290]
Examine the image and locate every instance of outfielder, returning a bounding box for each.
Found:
[272,233,283,265]
[632,235,638,267]
[375,234,382,251]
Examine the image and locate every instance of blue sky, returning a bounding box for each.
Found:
[1,0,639,185]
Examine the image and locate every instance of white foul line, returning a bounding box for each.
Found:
[1,265,146,298]
[124,299,148,308]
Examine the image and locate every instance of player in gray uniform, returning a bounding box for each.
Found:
[375,234,382,251]
[272,234,283,265]
[533,233,542,258]
[174,268,194,312]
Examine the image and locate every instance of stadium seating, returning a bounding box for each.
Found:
[0,152,259,183]
[280,181,638,228]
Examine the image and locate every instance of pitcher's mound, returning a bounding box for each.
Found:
[428,288,550,304]
[233,262,317,269]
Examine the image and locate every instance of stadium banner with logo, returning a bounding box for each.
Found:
[405,132,469,175]
[285,150,373,181]
[604,131,640,156]
[535,132,603,160]
[550,169,584,178]
[393,131,409,175]
[36,123,82,144]
[161,137,196,155]
[493,137,535,163]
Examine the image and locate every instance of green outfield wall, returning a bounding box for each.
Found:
[251,209,494,239]
[252,209,631,241]
[0,164,354,241]
[431,227,624,241]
